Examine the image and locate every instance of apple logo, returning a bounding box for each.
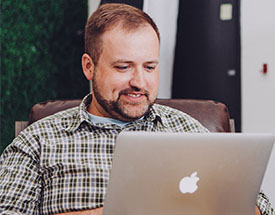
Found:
[179,171,200,194]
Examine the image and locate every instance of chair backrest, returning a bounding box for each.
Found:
[155,99,233,132]
[15,98,233,136]
[24,98,233,132]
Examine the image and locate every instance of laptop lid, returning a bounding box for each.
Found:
[103,132,275,215]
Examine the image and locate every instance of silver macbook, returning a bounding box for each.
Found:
[103,132,275,215]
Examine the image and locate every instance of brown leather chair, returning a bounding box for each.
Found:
[15,98,234,136]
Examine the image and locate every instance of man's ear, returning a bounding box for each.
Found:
[82,53,95,80]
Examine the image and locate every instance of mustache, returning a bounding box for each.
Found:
[119,87,149,97]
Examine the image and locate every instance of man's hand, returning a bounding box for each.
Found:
[56,207,103,215]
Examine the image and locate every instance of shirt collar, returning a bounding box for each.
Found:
[61,93,93,132]
[63,93,166,131]
[148,104,169,128]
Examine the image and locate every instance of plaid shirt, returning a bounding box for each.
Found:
[0,94,273,215]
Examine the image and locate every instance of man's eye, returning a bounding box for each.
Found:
[115,66,128,70]
[145,65,155,71]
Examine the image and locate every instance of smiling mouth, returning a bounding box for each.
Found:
[127,93,143,98]
[119,88,149,100]
[119,92,148,104]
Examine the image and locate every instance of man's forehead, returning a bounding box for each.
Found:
[98,23,160,63]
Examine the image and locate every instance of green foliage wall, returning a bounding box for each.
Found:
[1,1,89,153]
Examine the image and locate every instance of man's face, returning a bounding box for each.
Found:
[89,24,160,121]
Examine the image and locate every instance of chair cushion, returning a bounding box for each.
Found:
[29,99,231,132]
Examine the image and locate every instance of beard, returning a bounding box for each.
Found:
[92,74,155,121]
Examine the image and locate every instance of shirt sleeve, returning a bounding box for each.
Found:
[257,191,274,215]
[0,134,41,215]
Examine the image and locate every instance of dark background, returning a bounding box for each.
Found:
[1,1,89,153]
[172,0,241,131]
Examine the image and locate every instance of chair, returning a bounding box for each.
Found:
[15,98,234,136]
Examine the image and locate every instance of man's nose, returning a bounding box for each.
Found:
[129,68,146,90]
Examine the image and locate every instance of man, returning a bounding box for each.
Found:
[0,3,273,215]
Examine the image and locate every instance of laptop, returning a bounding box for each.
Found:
[103,132,275,215]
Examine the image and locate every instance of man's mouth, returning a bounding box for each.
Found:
[126,93,143,98]
[119,88,149,100]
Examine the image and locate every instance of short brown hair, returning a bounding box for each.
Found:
[84,3,160,66]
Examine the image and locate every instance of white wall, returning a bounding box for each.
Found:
[88,0,100,16]
[241,0,275,204]
[241,0,275,133]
